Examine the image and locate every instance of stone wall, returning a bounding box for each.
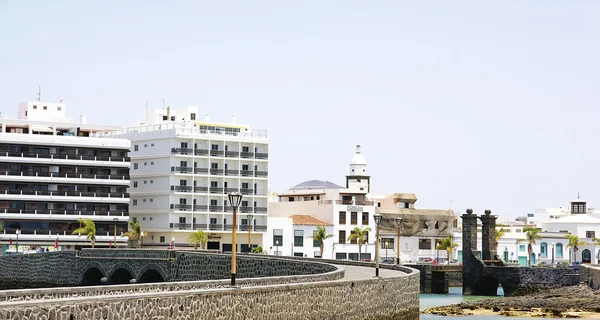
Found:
[485,267,580,296]
[580,264,600,289]
[0,266,344,302]
[0,266,420,320]
[0,251,79,289]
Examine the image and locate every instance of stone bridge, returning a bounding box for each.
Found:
[0,249,338,289]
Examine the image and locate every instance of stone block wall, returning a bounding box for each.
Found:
[0,268,420,320]
[485,267,580,296]
[0,251,79,289]
[580,265,600,289]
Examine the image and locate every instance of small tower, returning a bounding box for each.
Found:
[571,193,587,214]
[346,145,371,192]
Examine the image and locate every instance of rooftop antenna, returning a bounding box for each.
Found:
[578,191,580,199]
[36,86,41,101]
[145,101,148,123]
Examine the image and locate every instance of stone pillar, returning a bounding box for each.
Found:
[462,208,478,295]
[480,209,497,261]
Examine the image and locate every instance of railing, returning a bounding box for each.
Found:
[0,190,129,198]
[210,169,224,175]
[240,188,254,195]
[224,188,239,193]
[170,204,191,210]
[318,200,374,206]
[93,122,268,139]
[255,153,268,160]
[194,149,209,156]
[209,187,223,193]
[254,225,267,232]
[0,171,129,180]
[210,205,223,212]
[224,169,239,175]
[0,152,129,162]
[223,224,233,231]
[209,223,223,230]
[240,152,254,159]
[240,170,253,177]
[171,148,193,154]
[193,223,208,229]
[239,206,253,213]
[171,185,193,192]
[169,167,267,178]
[0,209,128,216]
[210,150,224,157]
[224,151,238,158]
[170,167,209,174]
[254,207,267,213]
[170,223,191,229]
[255,171,268,177]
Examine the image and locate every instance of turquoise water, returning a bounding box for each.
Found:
[420,287,564,320]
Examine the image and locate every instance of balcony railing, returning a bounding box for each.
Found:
[0,152,130,162]
[224,169,239,175]
[170,167,267,179]
[171,185,192,192]
[195,149,209,156]
[224,151,238,158]
[210,169,224,175]
[0,209,128,216]
[254,207,267,213]
[318,200,375,206]
[209,223,223,230]
[0,171,129,180]
[193,223,208,229]
[240,152,254,159]
[210,205,224,212]
[170,204,191,210]
[170,223,191,229]
[171,148,193,154]
[255,153,268,160]
[1,190,129,198]
[209,187,223,194]
[170,167,209,174]
[210,150,225,157]
[240,188,254,195]
[255,171,268,177]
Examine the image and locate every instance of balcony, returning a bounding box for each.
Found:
[209,223,223,231]
[171,148,193,155]
[239,206,253,213]
[240,152,254,159]
[254,171,268,177]
[0,152,130,162]
[255,153,268,160]
[240,170,253,177]
[170,204,209,211]
[240,188,253,195]
[209,205,223,212]
[171,185,193,192]
[1,190,129,198]
[224,188,239,193]
[254,207,267,213]
[0,209,128,217]
[209,187,223,194]
[195,149,209,156]
[193,223,208,229]
[170,223,191,229]
[225,151,238,158]
[0,171,129,180]
[210,169,224,175]
[224,169,239,176]
[210,150,224,157]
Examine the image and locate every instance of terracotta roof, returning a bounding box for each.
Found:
[289,215,333,226]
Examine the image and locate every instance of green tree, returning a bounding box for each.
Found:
[124,220,145,248]
[307,226,334,258]
[72,218,97,248]
[0,221,3,233]
[435,235,459,264]
[518,228,542,267]
[565,234,586,263]
[494,227,506,252]
[188,230,208,249]
[251,246,266,254]
[348,226,371,261]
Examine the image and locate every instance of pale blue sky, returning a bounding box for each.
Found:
[1,1,599,217]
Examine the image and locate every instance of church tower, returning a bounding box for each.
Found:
[571,193,587,214]
[346,145,371,192]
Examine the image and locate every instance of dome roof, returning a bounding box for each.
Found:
[289,180,343,191]
[351,145,366,165]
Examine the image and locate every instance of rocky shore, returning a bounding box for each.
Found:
[423,285,600,318]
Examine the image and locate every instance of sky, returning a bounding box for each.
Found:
[1,1,599,218]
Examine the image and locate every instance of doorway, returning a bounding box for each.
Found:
[582,249,592,263]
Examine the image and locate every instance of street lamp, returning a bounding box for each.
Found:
[374,213,383,277]
[15,229,20,254]
[113,218,118,249]
[395,217,403,265]
[247,213,253,252]
[552,242,555,265]
[171,237,175,249]
[228,192,243,286]
[275,240,280,256]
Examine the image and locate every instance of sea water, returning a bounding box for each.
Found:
[420,287,564,320]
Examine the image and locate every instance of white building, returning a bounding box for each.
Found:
[105,106,269,251]
[0,99,130,253]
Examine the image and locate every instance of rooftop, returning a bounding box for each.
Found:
[289,180,343,191]
[289,215,333,226]
[544,214,600,224]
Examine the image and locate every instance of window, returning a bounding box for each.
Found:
[312,232,322,248]
[336,253,347,260]
[150,199,153,202]
[134,163,138,170]
[151,143,154,147]
[211,163,218,169]
[151,162,154,165]
[273,229,283,246]
[143,199,147,202]
[556,243,563,257]
[211,181,218,188]
[418,239,431,250]
[134,145,139,151]
[338,230,346,244]
[242,146,249,152]
[519,244,526,252]
[338,211,346,224]
[242,164,249,171]
[210,199,217,206]
[404,203,410,208]
[43,106,47,110]
[149,217,153,221]
[150,180,153,184]
[179,217,186,223]
[211,144,219,151]
[144,162,147,166]
[540,242,547,257]
[362,212,368,225]
[144,144,148,148]
[349,230,357,244]
[144,180,147,184]
[181,142,188,149]
[587,231,596,239]
[190,113,196,120]
[142,217,146,221]
[381,238,394,249]
[57,106,61,111]
[133,181,138,188]
[33,105,37,109]
[516,229,522,233]
[160,236,165,243]
[293,230,304,247]
[350,212,357,225]
[527,213,534,217]
[133,199,138,206]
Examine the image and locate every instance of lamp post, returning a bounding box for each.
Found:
[374,213,383,277]
[247,213,253,252]
[275,240,279,256]
[395,217,403,265]
[15,229,20,254]
[113,218,118,249]
[228,192,243,286]
[171,237,175,249]
[552,242,555,265]
[504,247,508,263]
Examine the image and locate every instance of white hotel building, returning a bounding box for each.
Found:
[105,106,269,251]
[0,100,130,252]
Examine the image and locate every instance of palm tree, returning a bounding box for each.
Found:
[72,218,96,248]
[251,246,266,254]
[494,227,506,252]
[308,226,334,258]
[0,221,4,233]
[124,220,144,248]
[188,230,208,249]
[565,234,586,263]
[518,228,542,267]
[435,235,458,264]
[347,226,371,261]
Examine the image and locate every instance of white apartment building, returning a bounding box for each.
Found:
[0,100,130,253]
[106,106,269,251]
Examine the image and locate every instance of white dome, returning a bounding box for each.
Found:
[351,145,367,165]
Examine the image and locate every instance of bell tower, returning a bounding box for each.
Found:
[346,145,371,192]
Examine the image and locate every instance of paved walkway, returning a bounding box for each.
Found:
[333,264,407,281]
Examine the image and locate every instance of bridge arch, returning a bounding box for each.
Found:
[80,262,108,286]
[108,262,136,285]
[137,263,167,283]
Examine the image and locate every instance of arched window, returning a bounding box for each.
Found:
[540,242,548,257]
[556,243,563,258]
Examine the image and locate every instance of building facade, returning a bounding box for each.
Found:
[107,106,269,251]
[0,100,130,253]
